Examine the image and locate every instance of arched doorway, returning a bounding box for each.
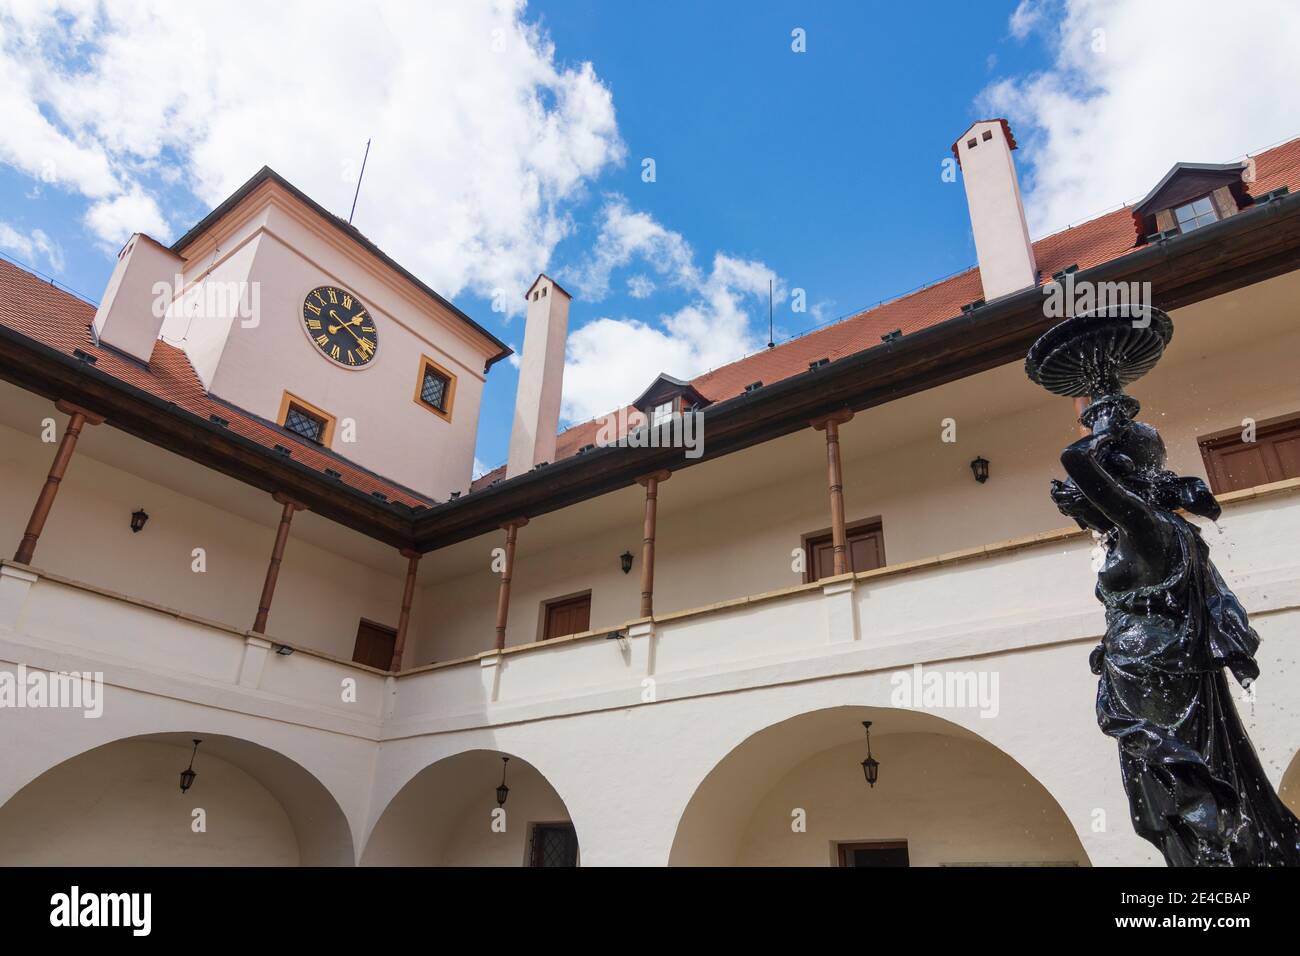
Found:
[0,733,355,865]
[362,749,579,866]
[670,706,1089,866]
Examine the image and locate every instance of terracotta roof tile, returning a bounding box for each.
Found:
[0,258,434,509]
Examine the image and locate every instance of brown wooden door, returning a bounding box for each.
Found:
[837,840,910,867]
[351,619,396,669]
[543,594,591,641]
[1200,416,1300,493]
[807,523,885,582]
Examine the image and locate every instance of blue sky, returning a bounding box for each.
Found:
[4,1,1300,475]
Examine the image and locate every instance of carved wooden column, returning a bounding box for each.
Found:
[252,493,304,634]
[14,401,105,565]
[389,548,421,671]
[494,518,528,650]
[810,408,855,576]
[636,470,671,617]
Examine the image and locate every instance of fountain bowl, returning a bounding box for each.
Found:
[1025,305,1173,399]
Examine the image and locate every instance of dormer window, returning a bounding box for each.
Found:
[1133,161,1246,243]
[630,373,710,430]
[1173,196,1219,234]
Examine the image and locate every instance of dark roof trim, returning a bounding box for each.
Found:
[170,166,513,370]
[1134,162,1247,215]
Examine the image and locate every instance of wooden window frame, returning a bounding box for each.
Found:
[413,354,457,422]
[1197,410,1300,494]
[538,590,592,642]
[835,839,910,867]
[801,516,886,584]
[277,391,336,447]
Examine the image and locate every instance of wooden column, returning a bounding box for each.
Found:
[14,401,104,565]
[810,409,855,576]
[389,548,421,671]
[1074,396,1091,437]
[494,518,528,651]
[636,470,671,618]
[252,493,304,634]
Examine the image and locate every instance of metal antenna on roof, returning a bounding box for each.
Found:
[767,278,775,349]
[348,138,372,225]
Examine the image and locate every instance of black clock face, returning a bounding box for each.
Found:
[302,285,378,368]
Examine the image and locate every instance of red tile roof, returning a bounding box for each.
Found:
[471,133,1300,491]
[0,258,434,508]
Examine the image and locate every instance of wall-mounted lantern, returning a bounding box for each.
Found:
[179,738,202,793]
[496,756,510,807]
[620,551,634,574]
[130,508,150,533]
[969,456,990,484]
[860,721,879,789]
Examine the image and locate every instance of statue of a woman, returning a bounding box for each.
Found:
[1051,395,1300,866]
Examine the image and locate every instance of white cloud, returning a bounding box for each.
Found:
[0,0,624,308]
[564,194,699,300]
[0,220,64,272]
[626,274,655,299]
[561,200,781,422]
[981,0,1300,236]
[1008,0,1045,40]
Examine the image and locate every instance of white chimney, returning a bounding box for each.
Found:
[93,233,184,364]
[954,119,1037,302]
[506,274,570,478]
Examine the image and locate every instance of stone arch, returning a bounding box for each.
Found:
[0,732,355,865]
[669,704,1091,866]
[361,748,579,865]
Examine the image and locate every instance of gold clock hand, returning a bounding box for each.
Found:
[328,310,365,344]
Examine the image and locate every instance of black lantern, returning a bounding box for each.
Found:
[496,756,510,807]
[179,738,201,793]
[969,456,989,484]
[130,508,150,533]
[620,551,633,574]
[860,721,879,788]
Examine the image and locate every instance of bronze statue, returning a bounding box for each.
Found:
[1027,306,1300,866]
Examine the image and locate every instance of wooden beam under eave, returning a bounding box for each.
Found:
[251,493,305,634]
[493,518,528,650]
[13,400,105,566]
[635,470,671,617]
[390,548,421,671]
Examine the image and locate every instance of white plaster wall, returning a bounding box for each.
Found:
[0,415,408,660]
[0,739,299,865]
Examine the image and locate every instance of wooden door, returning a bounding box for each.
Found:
[351,619,396,669]
[837,840,910,867]
[807,523,885,582]
[1200,415,1300,493]
[543,594,591,641]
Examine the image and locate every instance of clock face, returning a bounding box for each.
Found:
[301,285,378,368]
